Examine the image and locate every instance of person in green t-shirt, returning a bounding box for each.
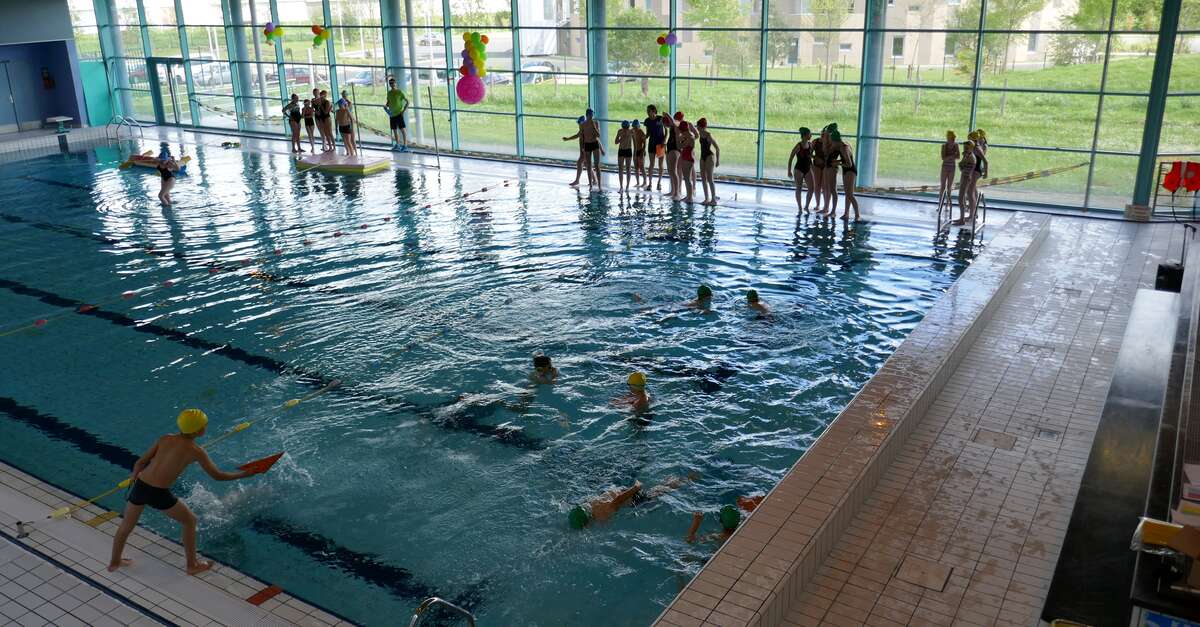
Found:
[385,76,409,151]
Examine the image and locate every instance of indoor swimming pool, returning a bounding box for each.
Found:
[0,138,981,625]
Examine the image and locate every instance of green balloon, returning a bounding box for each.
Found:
[659,43,670,57]
[719,505,741,531]
[472,32,482,42]
[568,506,589,529]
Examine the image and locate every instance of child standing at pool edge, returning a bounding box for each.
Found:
[108,409,265,576]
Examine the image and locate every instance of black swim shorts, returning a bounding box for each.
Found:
[389,115,406,130]
[127,478,178,511]
[584,141,600,152]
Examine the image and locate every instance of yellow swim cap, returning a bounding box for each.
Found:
[628,372,647,387]
[177,408,208,434]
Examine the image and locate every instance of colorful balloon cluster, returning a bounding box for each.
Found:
[656,32,680,57]
[310,25,332,48]
[456,31,490,105]
[262,22,284,45]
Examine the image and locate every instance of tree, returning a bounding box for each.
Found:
[684,0,754,76]
[804,0,851,80]
[764,1,793,67]
[605,0,661,95]
[946,0,1046,74]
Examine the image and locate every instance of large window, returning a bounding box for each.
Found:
[72,0,1200,212]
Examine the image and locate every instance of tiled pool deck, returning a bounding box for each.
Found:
[655,216,1179,626]
[0,127,1179,626]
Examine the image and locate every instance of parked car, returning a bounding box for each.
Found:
[192,62,232,88]
[519,63,556,84]
[344,70,375,86]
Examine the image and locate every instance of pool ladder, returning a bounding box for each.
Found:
[408,597,476,627]
[104,115,145,141]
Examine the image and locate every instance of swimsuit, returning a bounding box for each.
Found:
[941,143,959,171]
[700,136,713,162]
[645,116,664,154]
[973,147,985,175]
[825,145,842,170]
[960,153,976,175]
[618,148,633,158]
[584,141,600,152]
[842,150,857,175]
[157,164,174,181]
[794,142,812,175]
[287,106,301,124]
[316,101,331,121]
[812,142,826,169]
[680,146,694,162]
[304,113,315,128]
[127,478,178,510]
[339,124,352,134]
[667,128,679,153]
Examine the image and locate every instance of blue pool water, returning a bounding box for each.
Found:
[0,140,979,625]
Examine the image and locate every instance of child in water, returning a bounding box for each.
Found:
[335,100,357,157]
[613,371,651,415]
[108,409,266,575]
[155,142,179,206]
[530,354,559,384]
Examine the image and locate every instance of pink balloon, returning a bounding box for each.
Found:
[456,75,486,104]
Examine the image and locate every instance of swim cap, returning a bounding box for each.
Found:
[719,505,741,531]
[568,505,589,529]
[976,128,987,139]
[678,121,689,132]
[673,111,684,121]
[946,130,956,140]
[632,119,641,128]
[628,371,647,387]
[577,116,586,124]
[697,118,707,128]
[621,120,630,129]
[747,289,759,303]
[177,408,208,434]
[968,131,979,141]
[799,127,811,136]
[831,130,842,143]
[828,122,839,132]
[697,284,712,299]
[586,108,594,118]
[534,355,551,368]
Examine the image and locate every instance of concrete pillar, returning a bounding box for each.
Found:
[587,0,608,159]
[382,0,423,141]
[856,0,885,186]
[1131,0,1182,208]
[226,0,256,130]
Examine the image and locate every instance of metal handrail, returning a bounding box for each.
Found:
[106,115,145,141]
[408,597,476,627]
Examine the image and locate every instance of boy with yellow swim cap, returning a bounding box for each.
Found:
[108,409,267,576]
[612,371,652,415]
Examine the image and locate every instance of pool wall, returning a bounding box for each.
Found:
[654,212,1051,627]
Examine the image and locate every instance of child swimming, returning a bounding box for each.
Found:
[108,409,267,575]
[530,354,559,384]
[612,371,651,415]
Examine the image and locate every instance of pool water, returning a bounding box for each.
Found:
[0,140,979,625]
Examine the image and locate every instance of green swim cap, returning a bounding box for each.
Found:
[747,289,759,303]
[719,505,741,531]
[697,285,712,299]
[568,505,589,529]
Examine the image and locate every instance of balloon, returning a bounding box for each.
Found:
[472,32,481,42]
[478,51,487,61]
[462,49,471,59]
[311,25,322,35]
[469,64,478,76]
[313,35,322,47]
[459,66,468,76]
[480,34,489,44]
[665,33,677,45]
[463,32,472,42]
[265,21,275,31]
[275,26,285,37]
[659,44,670,57]
[478,67,486,77]
[656,36,666,45]
[456,74,486,104]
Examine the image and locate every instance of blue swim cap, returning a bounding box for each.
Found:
[576,116,585,124]
[632,120,641,128]
[585,108,594,118]
[621,120,630,129]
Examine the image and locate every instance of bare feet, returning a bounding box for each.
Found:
[569,181,580,187]
[107,558,132,572]
[187,560,213,576]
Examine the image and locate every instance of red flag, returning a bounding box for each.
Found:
[239,452,284,474]
[1163,161,1184,193]
[1185,162,1200,193]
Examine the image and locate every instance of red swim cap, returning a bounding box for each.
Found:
[697,118,707,128]
[673,111,684,121]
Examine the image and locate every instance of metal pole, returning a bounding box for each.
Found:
[427,85,441,168]
[403,0,422,142]
[1082,0,1119,211]
[270,0,287,134]
[754,0,769,179]
[968,0,988,131]
[440,0,458,150]
[351,82,363,150]
[510,0,525,157]
[247,0,269,120]
[857,0,885,187]
[174,0,200,126]
[668,0,678,113]
[1,63,19,126]
[324,0,339,100]
[1132,0,1182,207]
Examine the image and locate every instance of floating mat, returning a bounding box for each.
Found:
[296,151,390,175]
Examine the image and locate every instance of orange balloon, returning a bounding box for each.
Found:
[481,35,489,44]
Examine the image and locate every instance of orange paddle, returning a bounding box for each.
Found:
[239,452,284,474]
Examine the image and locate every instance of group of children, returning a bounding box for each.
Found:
[281,88,363,157]
[564,105,722,206]
[939,129,990,226]
[785,123,861,221]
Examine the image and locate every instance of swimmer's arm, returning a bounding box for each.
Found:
[686,512,703,544]
[563,131,580,141]
[611,482,641,510]
[130,439,161,479]
[712,137,720,166]
[194,447,252,481]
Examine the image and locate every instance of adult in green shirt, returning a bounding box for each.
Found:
[385,76,409,151]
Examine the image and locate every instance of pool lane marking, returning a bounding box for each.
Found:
[17,175,94,192]
[0,397,485,609]
[0,278,543,450]
[0,178,512,334]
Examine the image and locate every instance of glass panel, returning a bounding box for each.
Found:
[280,62,333,95]
[1095,95,1146,152]
[702,127,759,177]
[120,25,144,58]
[75,26,104,60]
[194,94,239,129]
[236,1,274,25]
[675,30,762,79]
[191,60,235,94]
[329,0,382,26]
[148,26,183,57]
[771,0,870,29]
[127,89,156,120]
[241,97,284,133]
[1169,37,1200,94]
[126,58,151,89]
[519,28,587,74]
[406,26,450,68]
[185,26,230,60]
[68,0,97,26]
[235,27,282,64]
[235,61,283,99]
[180,0,224,25]
[979,33,1102,91]
[978,146,1089,207]
[115,0,141,25]
[604,29,670,77]
[676,78,759,131]
[983,0,1109,31]
[457,111,517,153]
[354,103,394,144]
[523,115,583,160]
[450,28,513,73]
[450,0,512,26]
[1087,155,1136,210]
[974,91,1098,150]
[1100,34,1156,94]
[764,31,865,84]
[762,130,807,180]
[607,77,669,123]
[1161,97,1200,154]
[331,27,386,65]
[878,86,970,140]
[522,74,589,117]
[763,82,859,133]
[516,0,587,28]
[141,0,176,25]
[873,138,935,188]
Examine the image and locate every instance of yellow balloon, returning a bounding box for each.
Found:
[462,32,471,42]
[478,67,487,77]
